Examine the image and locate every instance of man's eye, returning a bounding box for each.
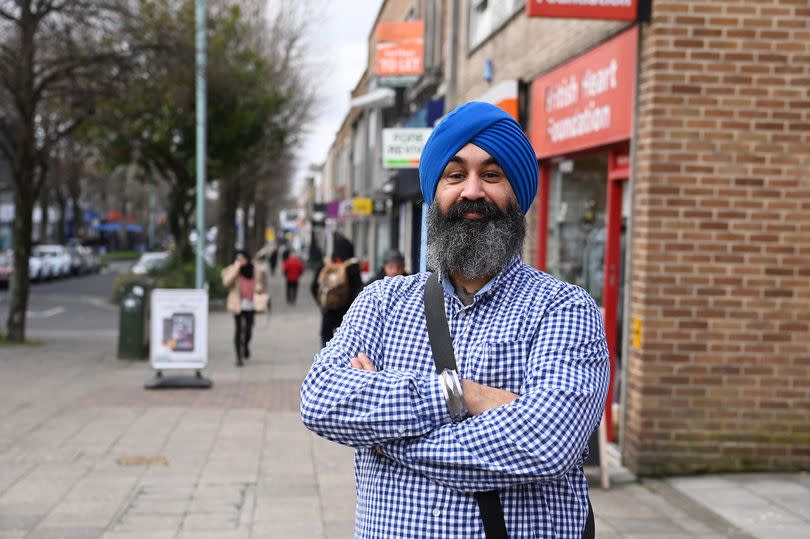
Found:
[447,172,465,181]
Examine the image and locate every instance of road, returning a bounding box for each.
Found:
[0,263,126,338]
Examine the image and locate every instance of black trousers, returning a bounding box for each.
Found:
[234,310,254,359]
[286,281,298,304]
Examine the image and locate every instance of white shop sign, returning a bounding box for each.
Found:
[382,128,432,169]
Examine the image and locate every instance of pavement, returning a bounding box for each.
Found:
[1,268,809,538]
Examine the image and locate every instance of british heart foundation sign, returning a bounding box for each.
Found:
[530,26,637,159]
[526,0,651,21]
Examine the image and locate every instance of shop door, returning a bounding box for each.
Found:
[540,150,628,443]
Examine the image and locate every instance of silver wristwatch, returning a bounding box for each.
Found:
[439,369,469,422]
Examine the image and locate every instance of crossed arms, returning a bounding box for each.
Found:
[300,282,610,493]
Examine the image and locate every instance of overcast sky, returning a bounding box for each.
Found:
[291,0,384,191]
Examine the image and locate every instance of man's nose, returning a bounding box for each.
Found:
[460,174,485,201]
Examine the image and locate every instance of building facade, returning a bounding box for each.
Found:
[317,0,810,475]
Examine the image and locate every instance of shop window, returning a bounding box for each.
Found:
[468,0,524,50]
[546,156,607,303]
[374,219,390,273]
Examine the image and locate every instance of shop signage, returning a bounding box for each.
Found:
[530,26,637,159]
[382,128,433,168]
[339,200,354,218]
[476,79,519,120]
[372,198,387,216]
[352,197,373,216]
[375,20,424,87]
[526,0,651,21]
[150,289,208,370]
[326,201,341,219]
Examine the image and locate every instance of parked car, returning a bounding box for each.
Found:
[131,251,170,275]
[28,253,44,281]
[66,245,85,275]
[0,250,11,286]
[32,244,72,279]
[78,246,101,273]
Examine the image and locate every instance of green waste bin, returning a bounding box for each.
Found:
[118,281,151,359]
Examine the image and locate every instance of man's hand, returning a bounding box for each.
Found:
[349,352,377,372]
[462,380,517,416]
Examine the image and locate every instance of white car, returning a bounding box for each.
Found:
[32,245,72,278]
[131,251,170,275]
[28,253,44,280]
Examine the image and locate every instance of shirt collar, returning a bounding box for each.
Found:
[439,257,522,303]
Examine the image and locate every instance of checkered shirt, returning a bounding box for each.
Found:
[300,258,610,538]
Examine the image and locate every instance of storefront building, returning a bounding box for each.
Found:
[453,1,810,475]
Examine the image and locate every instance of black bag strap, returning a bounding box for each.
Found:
[424,272,459,374]
[424,272,509,539]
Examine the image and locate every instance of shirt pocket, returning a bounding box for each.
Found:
[469,339,529,395]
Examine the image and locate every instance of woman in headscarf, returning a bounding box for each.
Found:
[221,249,268,366]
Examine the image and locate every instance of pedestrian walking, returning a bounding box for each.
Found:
[364,249,407,287]
[221,249,269,366]
[300,102,609,538]
[268,247,279,275]
[309,232,363,347]
[282,250,304,305]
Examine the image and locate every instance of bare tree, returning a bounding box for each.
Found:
[0,0,135,341]
[216,0,316,264]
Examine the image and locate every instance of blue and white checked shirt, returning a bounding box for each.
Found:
[301,258,609,538]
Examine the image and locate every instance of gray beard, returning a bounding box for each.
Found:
[426,200,525,280]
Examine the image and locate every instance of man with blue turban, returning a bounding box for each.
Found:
[302,102,609,538]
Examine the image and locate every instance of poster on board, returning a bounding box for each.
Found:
[150,289,208,370]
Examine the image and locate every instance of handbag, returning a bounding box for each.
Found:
[423,272,595,539]
[253,292,270,313]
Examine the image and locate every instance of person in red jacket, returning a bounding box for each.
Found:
[282,251,304,305]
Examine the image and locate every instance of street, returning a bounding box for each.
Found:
[0,266,121,338]
[0,269,808,538]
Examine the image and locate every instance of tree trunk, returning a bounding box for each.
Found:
[250,177,268,256]
[167,183,193,262]
[55,191,67,244]
[7,9,37,342]
[38,187,50,242]
[7,175,35,342]
[71,195,84,239]
[217,178,239,265]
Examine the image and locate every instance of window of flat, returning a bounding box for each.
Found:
[468,0,524,50]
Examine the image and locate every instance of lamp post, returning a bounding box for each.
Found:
[195,0,207,288]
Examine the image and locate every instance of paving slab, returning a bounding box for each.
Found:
[1,270,807,538]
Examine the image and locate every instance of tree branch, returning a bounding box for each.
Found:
[0,6,19,22]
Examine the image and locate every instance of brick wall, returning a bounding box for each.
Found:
[625,0,810,475]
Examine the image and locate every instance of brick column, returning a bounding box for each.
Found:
[624,0,810,474]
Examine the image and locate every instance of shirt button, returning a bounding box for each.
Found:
[397,426,406,434]
[432,509,441,517]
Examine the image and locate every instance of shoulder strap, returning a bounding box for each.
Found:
[423,272,458,373]
[423,272,508,539]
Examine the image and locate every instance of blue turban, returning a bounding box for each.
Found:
[419,101,539,214]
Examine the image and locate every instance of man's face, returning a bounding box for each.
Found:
[434,143,517,216]
[383,261,404,277]
[426,144,526,281]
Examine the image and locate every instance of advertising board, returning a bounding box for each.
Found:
[150,289,208,370]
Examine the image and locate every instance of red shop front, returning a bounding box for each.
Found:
[530,26,638,443]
